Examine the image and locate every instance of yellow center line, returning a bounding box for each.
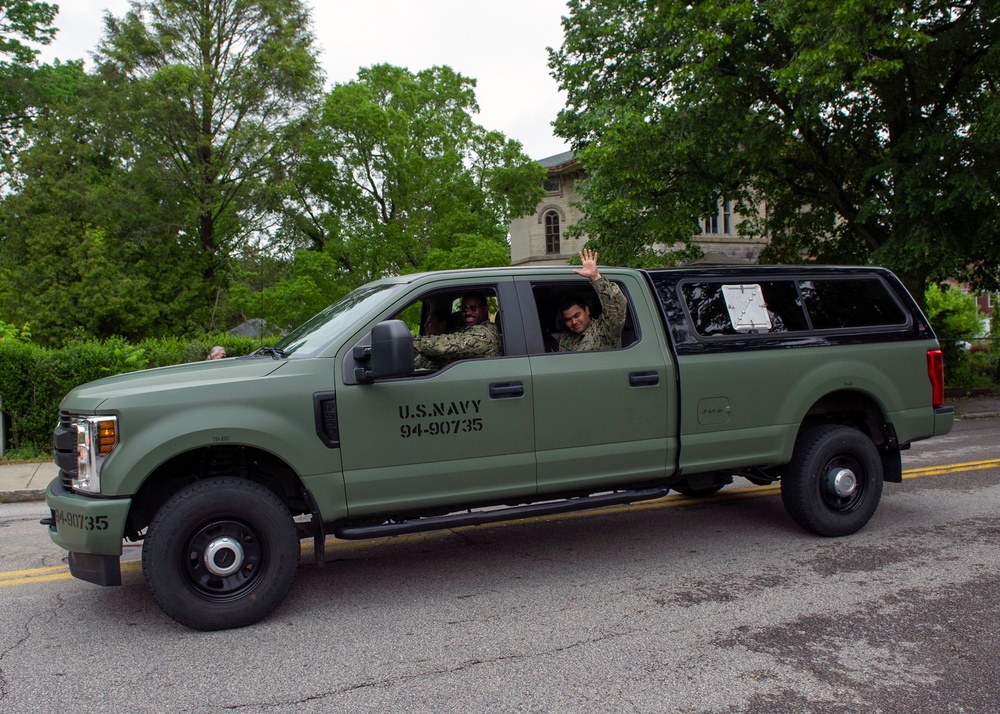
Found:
[6,458,999,586]
[0,565,67,581]
[0,560,142,587]
[903,457,1000,478]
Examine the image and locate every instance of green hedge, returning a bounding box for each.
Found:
[942,340,1000,390]
[0,335,275,452]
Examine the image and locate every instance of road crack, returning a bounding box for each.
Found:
[217,626,640,711]
[0,593,65,703]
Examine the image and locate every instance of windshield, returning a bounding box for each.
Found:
[274,282,403,357]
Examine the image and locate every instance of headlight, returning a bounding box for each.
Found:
[73,416,118,494]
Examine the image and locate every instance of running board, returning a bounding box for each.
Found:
[333,487,671,540]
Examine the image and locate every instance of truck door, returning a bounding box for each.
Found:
[517,273,677,494]
[335,279,536,516]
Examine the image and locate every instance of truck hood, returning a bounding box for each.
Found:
[62,358,289,413]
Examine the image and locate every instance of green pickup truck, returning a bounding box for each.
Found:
[43,264,954,630]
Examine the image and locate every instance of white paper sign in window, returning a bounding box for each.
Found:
[722,284,771,331]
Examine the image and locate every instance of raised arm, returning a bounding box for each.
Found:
[577,248,627,346]
[573,248,602,282]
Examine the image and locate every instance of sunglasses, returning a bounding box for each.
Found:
[461,304,485,313]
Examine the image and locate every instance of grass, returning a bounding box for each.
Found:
[0,443,51,464]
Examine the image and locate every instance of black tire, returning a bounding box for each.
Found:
[781,424,884,537]
[142,477,299,630]
[672,484,725,498]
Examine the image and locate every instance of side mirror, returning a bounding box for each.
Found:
[367,320,414,380]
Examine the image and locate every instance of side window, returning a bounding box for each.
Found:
[682,281,807,336]
[799,278,907,330]
[394,292,499,337]
[392,286,504,373]
[395,302,423,334]
[531,281,635,353]
[799,278,908,329]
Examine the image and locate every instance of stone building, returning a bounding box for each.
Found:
[509,151,768,266]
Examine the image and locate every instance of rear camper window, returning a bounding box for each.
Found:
[682,277,907,337]
[681,281,807,336]
[800,278,908,330]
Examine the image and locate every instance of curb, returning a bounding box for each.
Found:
[0,489,46,504]
[957,411,1000,420]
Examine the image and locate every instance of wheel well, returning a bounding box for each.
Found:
[800,390,892,448]
[124,445,308,541]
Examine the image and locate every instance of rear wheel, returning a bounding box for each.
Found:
[142,477,299,630]
[781,424,883,537]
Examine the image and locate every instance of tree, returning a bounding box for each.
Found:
[924,282,983,370]
[92,0,324,324]
[0,0,58,157]
[285,64,545,293]
[0,73,213,346]
[550,0,1000,300]
[228,244,345,330]
[0,0,54,64]
[925,283,982,338]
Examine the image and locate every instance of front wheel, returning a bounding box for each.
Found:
[781,425,883,537]
[142,477,300,630]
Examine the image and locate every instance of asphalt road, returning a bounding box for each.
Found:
[1,418,998,713]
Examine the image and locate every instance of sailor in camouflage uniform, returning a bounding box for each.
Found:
[413,292,501,369]
[558,249,627,352]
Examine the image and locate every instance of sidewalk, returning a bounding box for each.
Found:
[948,394,1000,420]
[2,395,998,504]
[0,460,56,503]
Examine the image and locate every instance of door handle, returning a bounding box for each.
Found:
[489,382,524,399]
[629,371,659,387]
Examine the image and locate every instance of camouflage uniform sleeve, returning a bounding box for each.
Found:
[413,322,501,362]
[413,353,444,371]
[593,277,627,343]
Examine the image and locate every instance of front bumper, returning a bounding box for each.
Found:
[43,477,131,558]
[66,552,122,586]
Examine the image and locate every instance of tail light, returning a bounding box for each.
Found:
[927,349,945,408]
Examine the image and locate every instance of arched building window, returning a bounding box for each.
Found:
[544,210,560,254]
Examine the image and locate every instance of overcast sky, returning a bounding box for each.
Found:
[35,1,573,160]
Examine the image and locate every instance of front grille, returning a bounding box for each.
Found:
[54,412,78,488]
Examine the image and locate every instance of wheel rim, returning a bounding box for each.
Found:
[183,519,266,601]
[820,455,866,513]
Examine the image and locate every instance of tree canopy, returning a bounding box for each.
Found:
[0,0,59,157]
[0,66,209,345]
[0,0,55,64]
[275,64,543,299]
[550,0,1000,298]
[0,3,543,342]
[92,0,325,315]
[226,65,544,329]
[0,0,331,344]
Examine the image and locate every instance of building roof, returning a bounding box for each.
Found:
[538,150,579,173]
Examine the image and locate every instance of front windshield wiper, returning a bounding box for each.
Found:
[237,346,287,360]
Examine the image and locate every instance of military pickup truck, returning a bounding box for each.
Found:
[43,264,954,630]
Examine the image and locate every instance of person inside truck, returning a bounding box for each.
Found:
[412,291,501,369]
[558,249,628,351]
[422,310,451,336]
